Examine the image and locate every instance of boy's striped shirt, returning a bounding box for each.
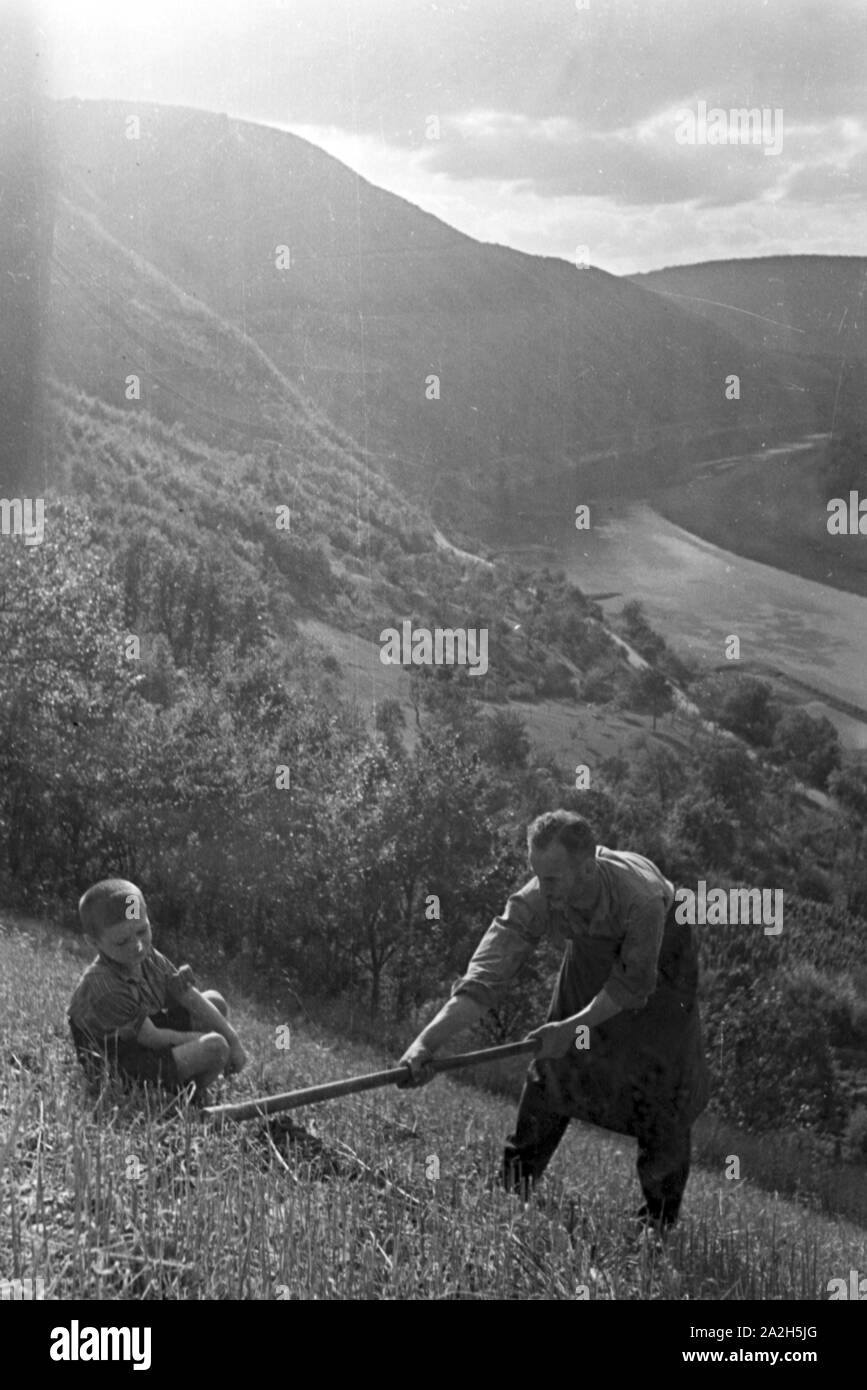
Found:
[68,947,193,1042]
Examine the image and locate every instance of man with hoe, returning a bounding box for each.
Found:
[400,810,710,1232]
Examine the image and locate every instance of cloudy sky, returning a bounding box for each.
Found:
[29,0,867,273]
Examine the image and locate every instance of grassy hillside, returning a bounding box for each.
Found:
[47,378,430,639]
[3,915,866,1302]
[46,378,678,712]
[296,613,681,769]
[45,98,830,535]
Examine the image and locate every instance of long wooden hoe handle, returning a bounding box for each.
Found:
[204,1037,541,1123]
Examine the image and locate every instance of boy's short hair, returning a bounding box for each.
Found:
[527,810,596,860]
[78,879,150,938]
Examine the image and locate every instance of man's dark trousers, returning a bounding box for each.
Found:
[499,893,706,1227]
[502,1077,690,1225]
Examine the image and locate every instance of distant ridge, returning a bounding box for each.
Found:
[630,255,867,363]
[45,98,836,537]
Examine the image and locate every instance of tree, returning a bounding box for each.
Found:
[705,979,842,1132]
[828,767,867,911]
[322,728,496,1017]
[620,599,666,664]
[481,709,531,770]
[621,599,647,636]
[667,791,737,873]
[626,666,674,731]
[829,766,867,825]
[0,502,136,898]
[771,708,842,790]
[701,741,762,814]
[710,675,778,747]
[599,753,630,790]
[581,656,620,704]
[535,658,577,700]
[620,736,684,812]
[374,697,406,755]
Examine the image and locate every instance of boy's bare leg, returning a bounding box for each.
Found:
[172,1033,230,1097]
[178,986,246,1073]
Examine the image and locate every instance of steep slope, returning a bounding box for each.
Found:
[46,99,831,538]
[3,917,867,1302]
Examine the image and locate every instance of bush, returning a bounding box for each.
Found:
[701,743,761,812]
[609,793,669,865]
[668,792,737,870]
[705,979,842,1132]
[795,864,833,903]
[507,682,535,703]
[581,661,619,704]
[843,1105,867,1162]
[771,708,842,790]
[535,660,576,699]
[481,710,531,770]
[693,674,778,747]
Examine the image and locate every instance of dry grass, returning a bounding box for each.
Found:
[1,915,864,1301]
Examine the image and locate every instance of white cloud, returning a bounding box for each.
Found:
[36,0,867,271]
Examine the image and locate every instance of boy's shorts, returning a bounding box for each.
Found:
[70,1001,193,1091]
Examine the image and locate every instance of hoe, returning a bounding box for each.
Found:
[204,1038,540,1123]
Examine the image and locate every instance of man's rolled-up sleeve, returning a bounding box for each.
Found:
[604,898,666,1010]
[452,893,543,1012]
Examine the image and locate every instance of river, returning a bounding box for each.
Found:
[557,502,867,753]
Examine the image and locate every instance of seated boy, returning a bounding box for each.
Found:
[68,878,247,1101]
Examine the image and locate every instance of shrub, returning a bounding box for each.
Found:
[609,793,669,865]
[535,660,576,699]
[795,864,833,903]
[771,708,842,790]
[625,666,673,728]
[705,979,842,1132]
[843,1105,867,1162]
[481,710,531,770]
[581,661,618,704]
[780,962,867,1049]
[693,674,778,747]
[702,743,762,813]
[668,792,737,870]
[507,682,535,702]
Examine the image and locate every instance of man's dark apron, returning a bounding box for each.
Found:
[532,900,710,1137]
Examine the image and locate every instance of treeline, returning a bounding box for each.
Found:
[691,669,846,795]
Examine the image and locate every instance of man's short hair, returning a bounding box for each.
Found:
[527,810,596,860]
[78,879,150,937]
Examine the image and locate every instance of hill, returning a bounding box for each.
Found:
[44,377,677,716]
[625,259,867,595]
[45,99,833,536]
[47,377,677,771]
[2,914,866,1302]
[630,255,867,364]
